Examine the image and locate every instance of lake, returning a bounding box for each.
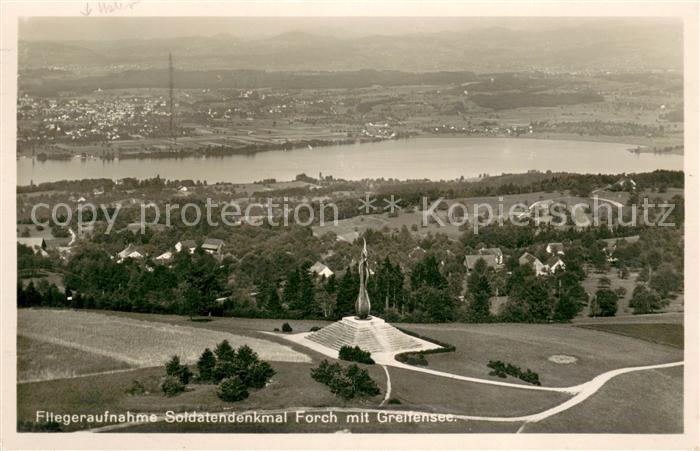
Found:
[16,137,683,186]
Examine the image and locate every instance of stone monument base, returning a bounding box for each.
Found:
[304,316,440,355]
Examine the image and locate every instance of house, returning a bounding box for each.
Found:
[464,254,499,272]
[336,231,360,243]
[175,240,197,254]
[478,247,504,265]
[546,242,565,255]
[309,261,334,278]
[545,256,566,273]
[518,252,548,276]
[117,243,144,261]
[600,235,640,262]
[155,251,173,262]
[202,238,225,258]
[17,237,47,255]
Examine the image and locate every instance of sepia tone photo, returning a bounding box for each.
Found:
[1,2,698,448]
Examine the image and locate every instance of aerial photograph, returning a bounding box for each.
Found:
[13,15,686,435]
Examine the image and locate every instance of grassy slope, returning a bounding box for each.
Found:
[577,323,683,349]
[17,335,132,382]
[399,323,683,387]
[525,366,683,433]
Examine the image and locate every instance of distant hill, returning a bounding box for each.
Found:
[20,69,479,93]
[19,23,682,73]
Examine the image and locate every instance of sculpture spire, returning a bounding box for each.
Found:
[355,238,371,319]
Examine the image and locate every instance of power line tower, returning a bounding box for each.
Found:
[169,52,175,144]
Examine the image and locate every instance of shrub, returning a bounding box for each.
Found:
[161,376,185,397]
[387,398,402,405]
[273,328,280,332]
[217,376,249,402]
[520,369,542,386]
[213,360,238,384]
[394,328,456,366]
[125,379,146,395]
[281,322,293,333]
[197,348,216,382]
[165,355,193,385]
[487,360,541,385]
[310,360,380,400]
[338,345,375,364]
[399,352,428,366]
[309,326,321,332]
[310,360,342,385]
[243,360,276,389]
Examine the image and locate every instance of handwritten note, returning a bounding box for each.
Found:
[80,1,141,16]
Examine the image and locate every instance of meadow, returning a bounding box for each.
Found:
[18,309,311,370]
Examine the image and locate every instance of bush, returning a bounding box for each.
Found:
[161,376,185,397]
[487,360,541,385]
[310,360,380,400]
[396,352,428,366]
[281,322,293,333]
[165,355,193,385]
[310,360,342,385]
[125,379,146,395]
[309,326,321,332]
[387,398,402,405]
[338,345,375,364]
[393,329,455,366]
[213,360,238,384]
[217,376,249,402]
[197,348,216,382]
[243,360,276,389]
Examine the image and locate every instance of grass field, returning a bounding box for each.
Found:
[524,365,683,433]
[17,361,387,432]
[398,322,683,387]
[577,323,683,349]
[19,309,311,371]
[17,335,132,382]
[17,309,684,433]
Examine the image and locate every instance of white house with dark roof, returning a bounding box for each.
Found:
[546,242,565,255]
[518,252,548,276]
[309,261,334,278]
[117,243,144,262]
[545,255,566,273]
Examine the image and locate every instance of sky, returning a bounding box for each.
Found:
[18,16,680,41]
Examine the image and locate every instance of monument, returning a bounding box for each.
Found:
[301,240,441,359]
[355,239,371,319]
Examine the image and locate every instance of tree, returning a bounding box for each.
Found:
[297,262,317,316]
[467,258,493,322]
[414,286,455,322]
[197,348,216,382]
[335,266,358,318]
[217,376,249,402]
[282,268,300,309]
[593,288,618,317]
[215,340,236,362]
[165,355,193,385]
[650,265,681,299]
[410,255,447,291]
[553,272,587,321]
[629,284,668,314]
